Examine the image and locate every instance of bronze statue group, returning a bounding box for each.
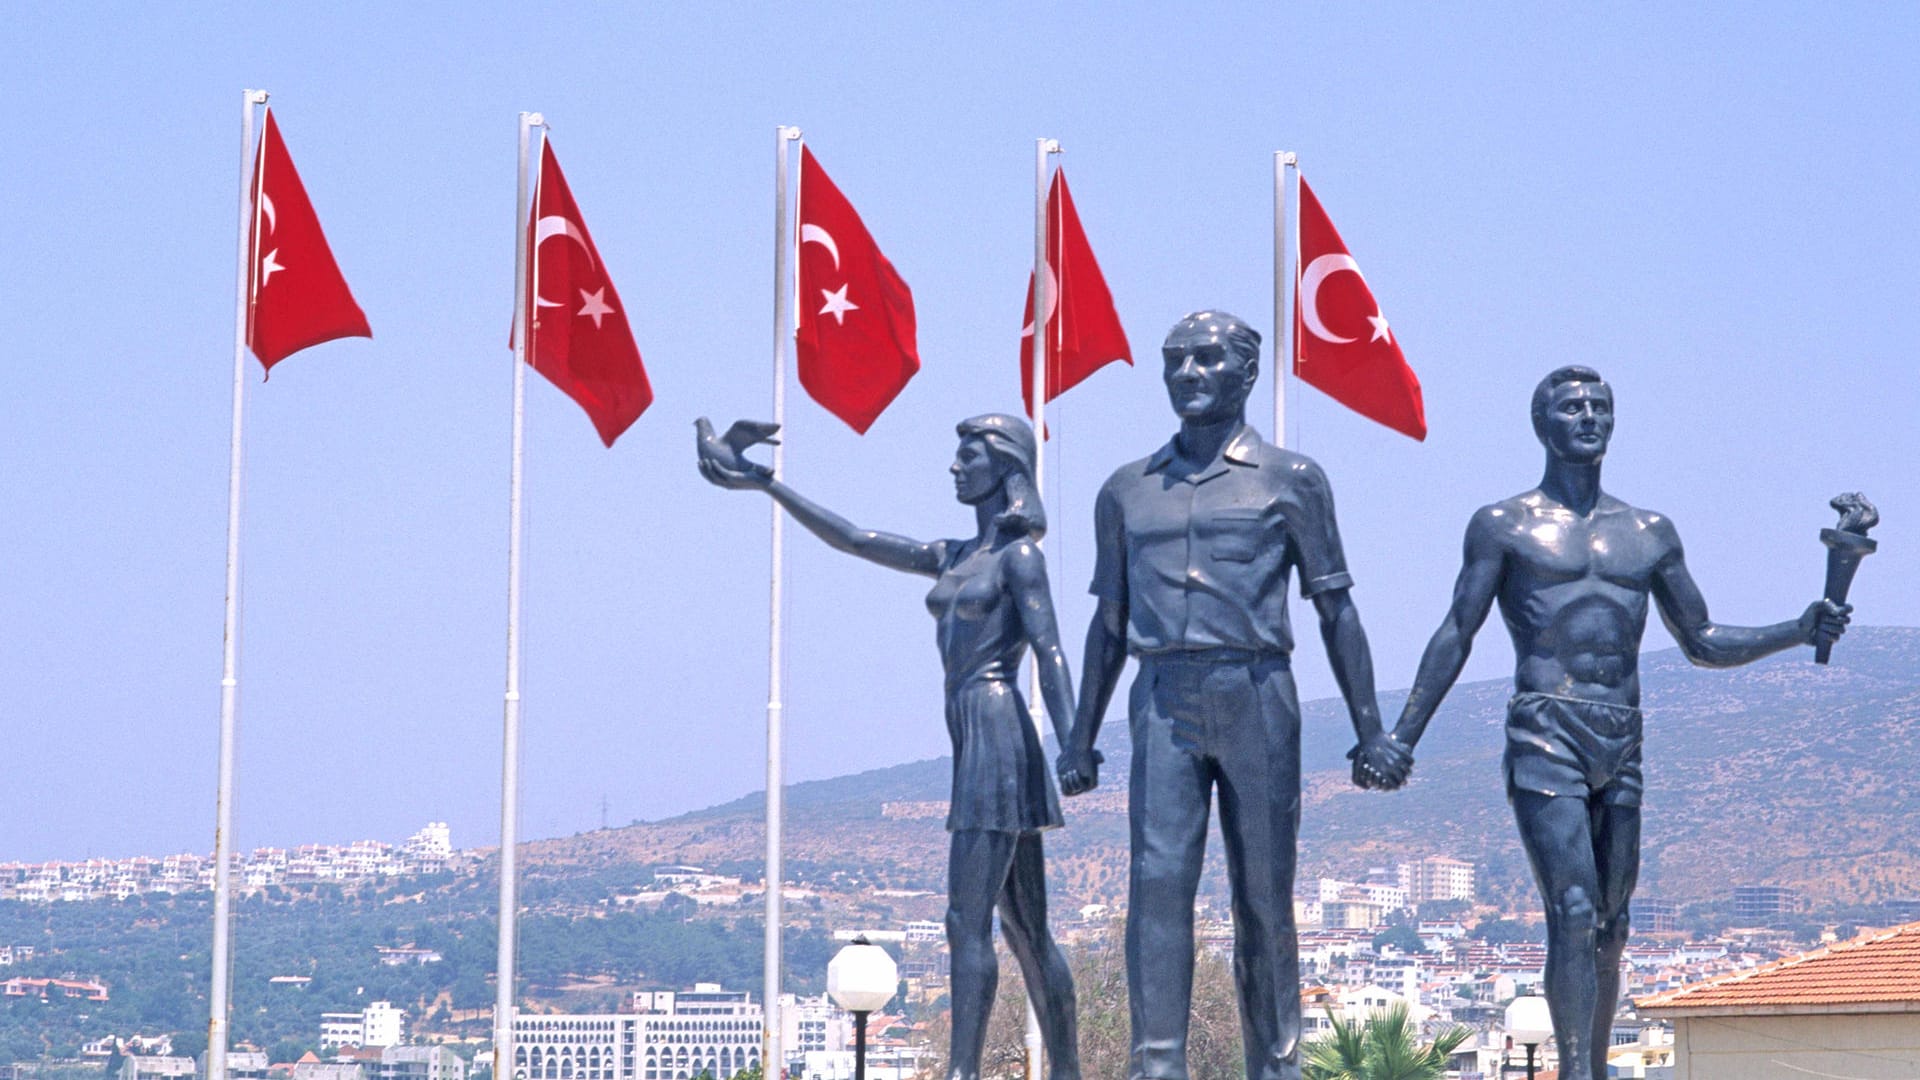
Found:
[695,310,1853,1080]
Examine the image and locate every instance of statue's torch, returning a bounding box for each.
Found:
[1817,492,1878,664]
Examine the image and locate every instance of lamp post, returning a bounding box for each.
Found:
[828,936,898,1080]
[1504,995,1553,1080]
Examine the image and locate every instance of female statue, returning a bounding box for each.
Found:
[695,413,1082,1080]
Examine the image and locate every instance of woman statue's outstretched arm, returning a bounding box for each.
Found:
[696,421,944,578]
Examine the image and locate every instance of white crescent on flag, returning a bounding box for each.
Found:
[534,215,595,308]
[1299,253,1363,345]
[1020,264,1059,338]
[800,224,842,271]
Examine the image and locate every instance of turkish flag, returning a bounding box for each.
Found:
[795,145,920,434]
[1293,176,1426,441]
[1020,168,1131,419]
[522,139,653,447]
[247,109,371,372]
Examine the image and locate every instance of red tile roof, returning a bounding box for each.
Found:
[1637,922,1920,1016]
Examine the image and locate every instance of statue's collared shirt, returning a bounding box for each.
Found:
[1089,423,1352,657]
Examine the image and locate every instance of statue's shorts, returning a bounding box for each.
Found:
[1504,692,1644,808]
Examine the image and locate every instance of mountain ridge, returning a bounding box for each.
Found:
[525,626,1920,911]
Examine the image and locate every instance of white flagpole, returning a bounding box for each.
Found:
[765,123,801,1080]
[208,85,267,1080]
[1273,151,1298,450]
[1023,134,1060,1080]
[1028,138,1059,526]
[494,108,544,1080]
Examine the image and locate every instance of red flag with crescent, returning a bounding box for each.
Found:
[1020,168,1131,419]
[247,108,371,371]
[1293,175,1426,441]
[522,139,653,447]
[795,145,920,434]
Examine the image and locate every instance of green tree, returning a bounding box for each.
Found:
[1470,918,1535,945]
[1414,899,1471,922]
[1370,925,1425,955]
[1302,1004,1469,1080]
[172,1029,210,1060]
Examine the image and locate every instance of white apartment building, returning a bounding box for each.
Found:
[516,984,763,1080]
[512,985,868,1080]
[1361,883,1408,911]
[1397,855,1475,904]
[1316,878,1408,913]
[1322,896,1387,930]
[784,994,852,1057]
[321,1012,362,1048]
[403,823,452,871]
[514,1014,629,1080]
[322,1000,406,1049]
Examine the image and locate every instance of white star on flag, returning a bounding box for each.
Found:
[818,283,858,326]
[577,286,616,330]
[1367,312,1392,344]
[260,249,286,288]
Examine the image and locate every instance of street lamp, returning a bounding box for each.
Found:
[828,936,898,1080]
[1504,995,1553,1080]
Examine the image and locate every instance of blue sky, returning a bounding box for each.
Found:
[3,5,1915,862]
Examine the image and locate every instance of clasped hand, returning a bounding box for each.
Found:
[1347,731,1413,791]
[1056,743,1104,797]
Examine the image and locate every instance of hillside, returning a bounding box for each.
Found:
[524,627,1920,912]
[6,631,1912,1060]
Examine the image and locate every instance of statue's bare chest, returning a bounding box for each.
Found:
[1507,507,1663,591]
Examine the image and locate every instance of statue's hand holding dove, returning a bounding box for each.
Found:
[695,417,780,490]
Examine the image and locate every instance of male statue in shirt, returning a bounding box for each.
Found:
[1056,311,1406,1080]
[1376,365,1851,1080]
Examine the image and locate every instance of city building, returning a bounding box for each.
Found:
[119,1058,198,1080]
[1732,885,1800,926]
[292,1062,365,1080]
[1321,894,1386,930]
[321,1001,406,1049]
[2,976,108,1001]
[1396,856,1476,905]
[510,984,874,1080]
[0,823,453,903]
[1638,921,1920,1078]
[515,984,763,1080]
[376,1045,466,1080]
[1636,896,1679,933]
[375,944,444,966]
[192,1051,267,1080]
[784,993,853,1058]
[1603,1022,1675,1078]
[403,823,453,872]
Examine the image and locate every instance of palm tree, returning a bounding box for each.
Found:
[1302,1002,1471,1080]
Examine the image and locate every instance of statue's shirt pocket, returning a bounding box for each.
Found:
[1208,508,1267,563]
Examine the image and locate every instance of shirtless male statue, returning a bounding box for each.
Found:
[1373,365,1851,1080]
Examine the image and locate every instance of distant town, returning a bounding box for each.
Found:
[8,822,1915,1080]
[0,825,455,904]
